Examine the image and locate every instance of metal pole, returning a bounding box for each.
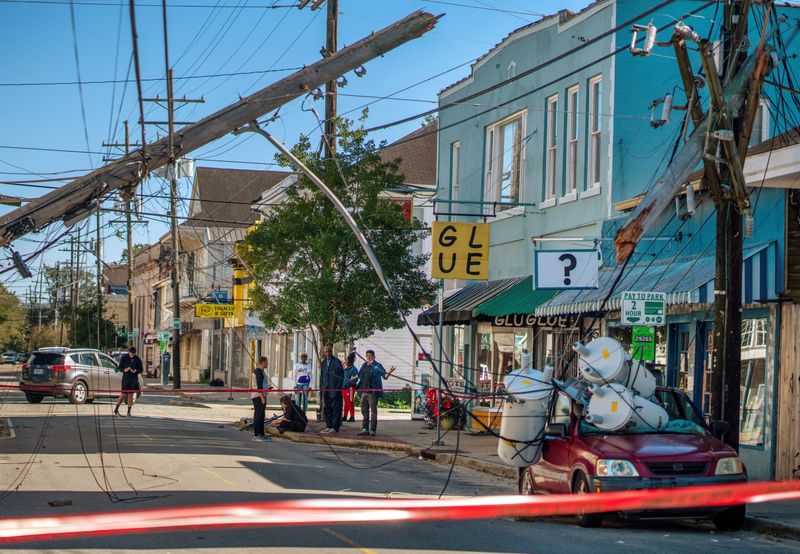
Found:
[227,316,234,401]
[435,278,444,446]
[167,68,182,389]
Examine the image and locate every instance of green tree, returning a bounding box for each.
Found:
[119,243,147,264]
[0,285,27,350]
[239,115,436,350]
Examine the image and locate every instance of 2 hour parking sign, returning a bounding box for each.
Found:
[621,291,666,326]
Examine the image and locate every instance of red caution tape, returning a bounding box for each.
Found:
[0,480,798,544]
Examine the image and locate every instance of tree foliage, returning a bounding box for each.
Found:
[239,115,436,349]
[0,285,27,350]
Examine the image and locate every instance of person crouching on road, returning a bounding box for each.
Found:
[356,350,395,436]
[275,395,308,434]
[251,356,271,442]
[114,347,143,417]
[342,353,358,422]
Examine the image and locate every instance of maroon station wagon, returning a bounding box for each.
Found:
[519,387,747,530]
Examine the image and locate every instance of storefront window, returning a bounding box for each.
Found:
[607,324,668,385]
[478,332,492,405]
[740,318,767,447]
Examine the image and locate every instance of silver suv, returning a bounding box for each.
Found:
[20,348,136,404]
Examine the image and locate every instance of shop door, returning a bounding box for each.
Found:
[668,323,691,392]
[696,322,714,417]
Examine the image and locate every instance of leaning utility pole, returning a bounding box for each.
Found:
[0,11,440,248]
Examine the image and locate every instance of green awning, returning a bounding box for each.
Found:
[472,277,559,318]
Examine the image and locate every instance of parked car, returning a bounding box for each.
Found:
[16,352,29,364]
[2,351,16,363]
[519,386,747,531]
[19,347,142,404]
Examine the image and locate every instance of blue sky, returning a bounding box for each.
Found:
[0,0,590,296]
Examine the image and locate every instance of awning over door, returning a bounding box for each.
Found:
[417,277,525,326]
[472,277,559,319]
[536,242,777,317]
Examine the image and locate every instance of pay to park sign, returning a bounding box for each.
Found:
[431,221,489,280]
[621,291,666,326]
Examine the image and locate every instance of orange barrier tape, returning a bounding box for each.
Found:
[0,480,798,544]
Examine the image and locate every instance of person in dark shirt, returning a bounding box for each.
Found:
[114,347,143,417]
[320,346,344,434]
[275,395,308,434]
[251,356,271,442]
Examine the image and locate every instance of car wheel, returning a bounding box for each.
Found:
[69,380,88,405]
[573,472,604,528]
[713,504,746,532]
[24,393,43,404]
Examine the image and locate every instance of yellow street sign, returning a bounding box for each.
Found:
[195,303,235,318]
[431,221,490,280]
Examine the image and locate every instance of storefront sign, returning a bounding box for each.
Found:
[158,331,171,341]
[631,326,656,362]
[534,249,600,289]
[431,221,489,280]
[445,377,467,394]
[493,314,575,328]
[195,303,235,318]
[621,291,665,326]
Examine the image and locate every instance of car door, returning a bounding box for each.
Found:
[532,391,573,494]
[78,352,101,396]
[97,354,120,397]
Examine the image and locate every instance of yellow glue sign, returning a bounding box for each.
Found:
[431,221,490,280]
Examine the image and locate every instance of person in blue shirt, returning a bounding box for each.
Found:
[356,350,395,436]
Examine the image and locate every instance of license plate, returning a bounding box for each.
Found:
[33,368,44,375]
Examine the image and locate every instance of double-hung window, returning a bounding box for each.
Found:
[588,75,603,190]
[450,141,460,211]
[566,85,579,198]
[485,111,526,213]
[545,95,558,203]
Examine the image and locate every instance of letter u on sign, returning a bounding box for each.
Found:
[431,221,490,280]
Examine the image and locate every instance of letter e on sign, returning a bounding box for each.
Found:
[431,221,490,280]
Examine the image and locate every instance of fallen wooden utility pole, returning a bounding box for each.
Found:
[0,10,440,248]
[613,42,766,264]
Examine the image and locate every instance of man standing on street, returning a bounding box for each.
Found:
[356,350,395,436]
[251,356,272,442]
[114,347,143,417]
[320,346,343,434]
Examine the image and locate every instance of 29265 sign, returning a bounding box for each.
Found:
[431,221,490,280]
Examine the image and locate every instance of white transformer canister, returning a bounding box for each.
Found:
[584,384,669,432]
[497,366,553,467]
[573,337,656,397]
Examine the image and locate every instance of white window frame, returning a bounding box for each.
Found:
[545,95,559,205]
[484,110,527,214]
[450,141,460,208]
[564,85,580,202]
[586,75,603,192]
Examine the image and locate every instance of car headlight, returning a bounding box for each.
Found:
[596,459,639,477]
[715,456,744,475]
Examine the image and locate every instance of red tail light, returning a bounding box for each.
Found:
[22,363,29,371]
[51,364,72,372]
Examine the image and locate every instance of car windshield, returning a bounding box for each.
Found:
[580,389,708,436]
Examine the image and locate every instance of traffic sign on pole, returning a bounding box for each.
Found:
[621,291,665,326]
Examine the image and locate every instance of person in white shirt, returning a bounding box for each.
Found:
[293,352,312,412]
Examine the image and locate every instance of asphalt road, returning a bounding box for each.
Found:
[0,365,798,553]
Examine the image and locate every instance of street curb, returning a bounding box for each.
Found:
[262,426,516,480]
[745,516,800,541]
